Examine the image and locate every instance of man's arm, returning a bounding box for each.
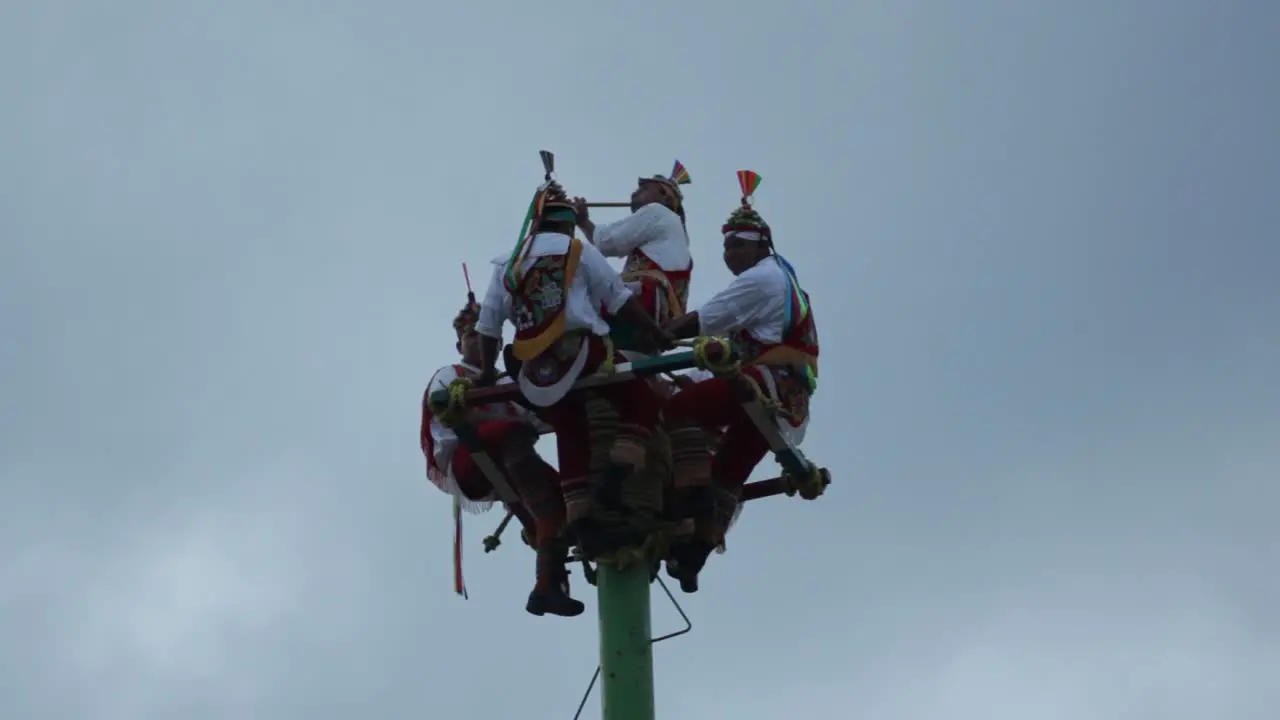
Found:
[573,197,596,242]
[666,311,701,339]
[579,240,673,349]
[474,261,510,382]
[590,204,671,258]
[667,266,779,339]
[580,239,633,316]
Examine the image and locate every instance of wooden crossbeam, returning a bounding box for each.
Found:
[740,468,832,502]
[428,350,699,497]
[737,395,815,481]
[450,423,522,506]
[427,350,697,409]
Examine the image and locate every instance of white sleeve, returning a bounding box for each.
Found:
[579,240,633,315]
[695,265,782,337]
[475,261,510,340]
[593,204,670,258]
[426,366,460,467]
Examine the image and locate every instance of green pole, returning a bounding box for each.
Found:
[596,561,655,720]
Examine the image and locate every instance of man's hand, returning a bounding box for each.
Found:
[572,197,591,225]
[663,311,700,341]
[651,327,676,352]
[671,374,696,391]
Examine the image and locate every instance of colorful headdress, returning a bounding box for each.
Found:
[638,159,692,209]
[722,171,810,362]
[503,150,577,292]
[722,170,770,243]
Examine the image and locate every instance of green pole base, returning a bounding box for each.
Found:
[597,562,655,720]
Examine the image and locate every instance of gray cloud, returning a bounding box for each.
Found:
[3,0,1277,718]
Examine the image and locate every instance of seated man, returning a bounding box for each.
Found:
[573,161,694,349]
[660,173,820,593]
[473,180,675,551]
[421,299,582,617]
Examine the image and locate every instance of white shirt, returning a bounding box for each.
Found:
[475,232,632,340]
[696,256,791,343]
[694,257,814,447]
[593,203,691,271]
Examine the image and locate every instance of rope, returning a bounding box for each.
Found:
[784,463,827,500]
[690,336,740,377]
[435,377,473,428]
[592,527,672,572]
[601,334,617,376]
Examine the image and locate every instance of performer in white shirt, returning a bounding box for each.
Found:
[660,171,821,593]
[573,161,694,328]
[421,299,581,617]
[473,180,674,550]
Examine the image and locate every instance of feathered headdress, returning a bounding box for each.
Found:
[638,159,693,208]
[721,170,770,243]
[722,170,810,347]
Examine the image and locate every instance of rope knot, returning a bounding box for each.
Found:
[784,463,826,501]
[602,335,617,375]
[692,336,740,377]
[436,377,473,428]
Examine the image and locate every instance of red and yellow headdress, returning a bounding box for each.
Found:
[722,170,769,243]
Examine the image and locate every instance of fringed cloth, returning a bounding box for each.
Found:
[560,394,669,525]
[669,426,712,489]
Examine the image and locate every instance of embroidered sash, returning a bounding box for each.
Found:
[509,238,584,362]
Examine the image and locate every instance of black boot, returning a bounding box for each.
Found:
[686,486,714,520]
[667,540,714,594]
[525,549,585,617]
[570,517,611,561]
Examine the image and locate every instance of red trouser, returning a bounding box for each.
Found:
[450,419,531,499]
[541,377,664,522]
[452,419,564,588]
[662,372,772,491]
[542,379,664,476]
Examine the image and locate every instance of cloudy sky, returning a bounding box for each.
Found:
[3,1,1277,718]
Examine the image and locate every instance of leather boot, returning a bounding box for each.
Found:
[667,540,714,594]
[526,547,585,617]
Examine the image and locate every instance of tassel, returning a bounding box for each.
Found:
[453,495,468,599]
[736,170,761,203]
[670,160,691,186]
